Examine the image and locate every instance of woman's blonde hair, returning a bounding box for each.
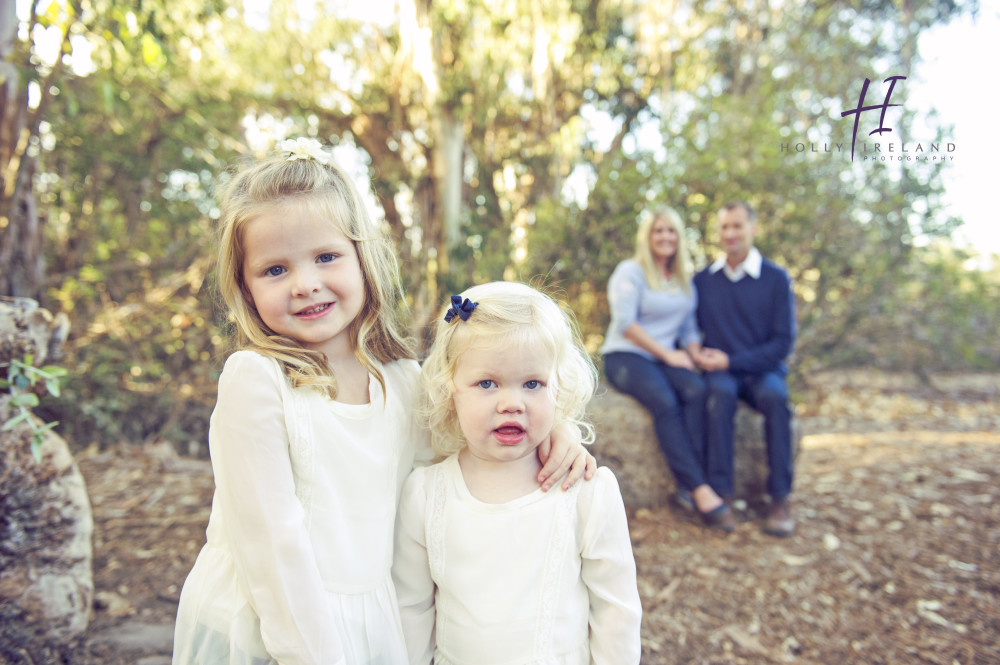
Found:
[634,206,692,293]
[215,149,414,399]
[420,281,597,457]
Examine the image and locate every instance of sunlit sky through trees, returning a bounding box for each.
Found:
[909,9,999,262]
[242,0,1000,263]
[19,0,1000,261]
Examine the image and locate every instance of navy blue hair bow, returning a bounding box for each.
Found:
[444,295,478,322]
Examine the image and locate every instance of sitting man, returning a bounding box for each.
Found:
[693,201,797,537]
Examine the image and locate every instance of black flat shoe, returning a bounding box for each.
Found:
[700,502,736,533]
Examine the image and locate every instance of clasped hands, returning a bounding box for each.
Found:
[663,347,729,372]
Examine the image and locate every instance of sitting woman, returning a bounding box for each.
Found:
[601,207,735,532]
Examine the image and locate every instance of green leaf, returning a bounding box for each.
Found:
[34,421,59,435]
[11,393,40,408]
[2,412,29,430]
[141,33,165,67]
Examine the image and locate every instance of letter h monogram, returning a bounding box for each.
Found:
[841,76,906,161]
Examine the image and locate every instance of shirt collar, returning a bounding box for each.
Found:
[709,247,762,282]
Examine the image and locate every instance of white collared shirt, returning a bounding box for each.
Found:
[709,246,763,282]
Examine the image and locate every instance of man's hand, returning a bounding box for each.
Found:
[695,347,730,372]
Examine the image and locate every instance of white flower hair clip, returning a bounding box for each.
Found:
[279,137,331,164]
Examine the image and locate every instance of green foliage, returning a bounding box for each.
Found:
[1,356,68,462]
[820,242,1000,372]
[523,155,652,347]
[46,258,223,448]
[2,0,992,453]
[570,0,978,381]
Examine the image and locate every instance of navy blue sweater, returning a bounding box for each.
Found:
[693,258,796,375]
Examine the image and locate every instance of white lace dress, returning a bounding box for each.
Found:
[393,455,642,665]
[172,351,428,665]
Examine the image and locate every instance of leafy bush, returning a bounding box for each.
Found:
[1,356,67,461]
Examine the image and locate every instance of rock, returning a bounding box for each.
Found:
[93,590,135,618]
[0,297,92,657]
[89,620,175,653]
[589,382,800,511]
[0,296,70,363]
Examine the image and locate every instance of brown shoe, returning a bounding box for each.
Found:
[700,502,736,533]
[763,497,795,537]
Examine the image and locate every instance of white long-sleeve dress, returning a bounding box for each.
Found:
[172,350,427,665]
[393,455,642,665]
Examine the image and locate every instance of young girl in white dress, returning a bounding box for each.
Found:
[171,141,593,665]
[393,282,643,665]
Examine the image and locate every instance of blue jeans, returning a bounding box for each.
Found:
[603,352,709,492]
[703,370,793,499]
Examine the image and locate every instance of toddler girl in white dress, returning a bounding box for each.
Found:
[393,281,642,665]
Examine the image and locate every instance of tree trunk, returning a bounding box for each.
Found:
[0,2,44,300]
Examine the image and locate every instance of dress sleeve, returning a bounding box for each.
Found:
[606,262,645,336]
[579,468,643,665]
[392,468,436,665]
[210,352,346,665]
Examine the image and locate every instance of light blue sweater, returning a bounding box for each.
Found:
[600,260,700,360]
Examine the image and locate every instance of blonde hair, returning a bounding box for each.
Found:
[634,207,692,294]
[215,148,414,399]
[420,282,597,457]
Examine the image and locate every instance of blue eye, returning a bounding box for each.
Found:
[524,380,542,390]
[318,253,336,263]
[477,380,496,389]
[265,266,285,277]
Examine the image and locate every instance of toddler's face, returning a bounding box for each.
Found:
[451,342,556,467]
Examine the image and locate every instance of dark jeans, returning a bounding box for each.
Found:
[603,352,708,492]
[703,370,793,499]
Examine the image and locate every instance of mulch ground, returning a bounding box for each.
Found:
[70,370,1000,664]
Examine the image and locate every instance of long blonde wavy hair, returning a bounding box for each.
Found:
[634,206,693,294]
[215,150,414,399]
[419,282,597,457]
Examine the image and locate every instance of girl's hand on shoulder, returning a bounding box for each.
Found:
[537,422,597,492]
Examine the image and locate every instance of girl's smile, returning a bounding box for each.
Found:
[295,302,333,318]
